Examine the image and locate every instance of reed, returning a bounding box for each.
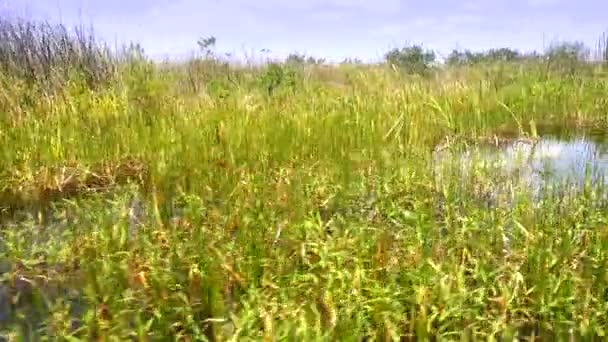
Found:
[1,16,608,340]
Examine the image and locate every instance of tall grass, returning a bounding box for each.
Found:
[1,16,608,340]
[0,16,115,90]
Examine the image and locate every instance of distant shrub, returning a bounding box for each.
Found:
[285,52,326,66]
[384,44,436,75]
[259,63,298,95]
[446,48,522,66]
[544,41,591,77]
[545,41,589,63]
[206,78,233,100]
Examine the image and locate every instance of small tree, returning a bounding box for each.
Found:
[545,40,589,62]
[187,36,231,93]
[197,36,216,58]
[446,49,484,66]
[485,48,520,62]
[285,53,325,66]
[285,53,306,65]
[384,44,436,75]
[446,48,520,66]
[341,57,363,65]
[544,40,589,76]
[446,49,468,66]
[306,56,326,65]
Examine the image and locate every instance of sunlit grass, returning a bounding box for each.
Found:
[1,36,608,340]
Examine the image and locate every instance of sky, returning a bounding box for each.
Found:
[4,0,608,62]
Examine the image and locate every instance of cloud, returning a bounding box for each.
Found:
[370,17,436,36]
[246,0,401,14]
[460,0,510,11]
[241,0,403,24]
[369,13,486,37]
[526,0,563,7]
[462,1,483,11]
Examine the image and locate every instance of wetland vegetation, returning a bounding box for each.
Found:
[1,15,608,341]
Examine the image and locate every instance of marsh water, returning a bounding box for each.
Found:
[433,129,608,206]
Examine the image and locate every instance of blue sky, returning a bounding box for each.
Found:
[6,0,608,62]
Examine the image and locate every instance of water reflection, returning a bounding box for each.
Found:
[434,134,608,205]
[494,137,607,187]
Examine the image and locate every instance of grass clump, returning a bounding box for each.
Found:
[2,15,608,340]
[0,16,115,91]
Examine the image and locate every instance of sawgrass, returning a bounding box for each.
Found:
[2,21,608,340]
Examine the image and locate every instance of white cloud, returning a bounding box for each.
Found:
[527,0,563,7]
[462,0,483,11]
[244,0,402,16]
[369,13,486,37]
[460,0,510,11]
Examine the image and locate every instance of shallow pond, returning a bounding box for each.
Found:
[433,131,608,206]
